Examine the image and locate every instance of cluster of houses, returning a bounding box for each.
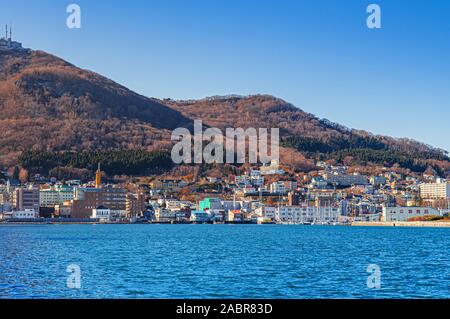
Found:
[0,160,449,224]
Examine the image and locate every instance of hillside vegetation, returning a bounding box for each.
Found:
[0,48,449,177]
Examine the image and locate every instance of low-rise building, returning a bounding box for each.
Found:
[91,206,111,221]
[276,205,340,223]
[190,210,210,222]
[12,209,39,219]
[381,206,440,222]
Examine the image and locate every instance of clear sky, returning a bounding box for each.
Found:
[1,0,449,152]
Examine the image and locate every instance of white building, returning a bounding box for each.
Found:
[352,213,382,222]
[382,206,441,222]
[39,185,74,207]
[91,206,111,221]
[276,205,340,223]
[419,180,450,199]
[255,206,277,220]
[12,209,39,219]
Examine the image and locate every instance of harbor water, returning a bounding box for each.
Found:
[0,224,449,299]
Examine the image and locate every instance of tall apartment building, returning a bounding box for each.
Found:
[419,180,450,199]
[40,185,74,207]
[126,193,146,217]
[71,186,127,218]
[12,186,40,211]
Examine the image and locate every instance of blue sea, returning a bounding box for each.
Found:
[0,224,449,299]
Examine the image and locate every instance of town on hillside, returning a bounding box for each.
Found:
[1,159,449,225]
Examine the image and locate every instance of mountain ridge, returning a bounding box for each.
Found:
[0,47,448,176]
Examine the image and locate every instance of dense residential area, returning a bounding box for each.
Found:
[1,158,449,226]
[1,40,450,227]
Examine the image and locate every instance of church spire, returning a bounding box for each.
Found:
[95,163,102,188]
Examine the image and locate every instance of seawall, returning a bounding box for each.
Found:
[352,221,450,228]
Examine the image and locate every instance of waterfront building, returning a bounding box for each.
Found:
[71,186,126,219]
[352,213,382,222]
[276,205,340,224]
[226,210,244,222]
[382,206,441,222]
[190,210,210,222]
[39,185,74,207]
[54,203,72,218]
[12,209,39,219]
[154,208,181,222]
[126,192,146,217]
[199,197,222,211]
[91,206,111,221]
[255,206,277,220]
[12,186,40,211]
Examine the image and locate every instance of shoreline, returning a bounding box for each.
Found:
[352,221,450,228]
[2,221,450,227]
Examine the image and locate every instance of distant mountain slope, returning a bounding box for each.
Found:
[0,48,191,164]
[167,95,449,174]
[167,95,446,155]
[0,47,448,175]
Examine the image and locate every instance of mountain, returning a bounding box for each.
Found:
[0,47,449,176]
[0,47,190,165]
[166,95,449,174]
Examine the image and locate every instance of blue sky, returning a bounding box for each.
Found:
[1,0,449,152]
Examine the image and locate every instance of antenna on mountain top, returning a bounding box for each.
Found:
[5,24,7,40]
[9,21,12,40]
